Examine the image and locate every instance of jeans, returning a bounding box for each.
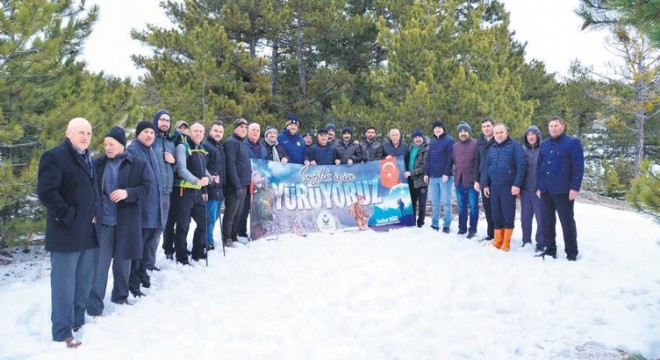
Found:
[207,199,224,245]
[428,176,453,228]
[455,183,479,233]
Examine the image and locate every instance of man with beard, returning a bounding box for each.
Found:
[360,126,384,162]
[152,110,178,262]
[473,117,496,241]
[309,128,336,165]
[335,126,363,165]
[222,118,252,246]
[263,126,289,163]
[203,122,226,250]
[452,121,479,239]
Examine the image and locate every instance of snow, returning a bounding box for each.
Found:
[1,202,659,359]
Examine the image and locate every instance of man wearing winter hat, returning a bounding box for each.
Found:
[335,126,363,165]
[309,128,336,165]
[223,118,252,246]
[405,129,429,227]
[38,118,98,348]
[325,123,339,146]
[277,113,309,165]
[152,110,177,263]
[126,121,164,294]
[263,126,289,163]
[452,121,479,239]
[424,119,455,233]
[521,125,545,252]
[88,126,151,315]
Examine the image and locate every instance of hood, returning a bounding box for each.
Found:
[152,109,172,136]
[523,125,542,148]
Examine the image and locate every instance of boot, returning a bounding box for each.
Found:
[491,229,504,249]
[501,229,513,252]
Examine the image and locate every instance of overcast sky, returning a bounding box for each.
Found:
[82,0,616,80]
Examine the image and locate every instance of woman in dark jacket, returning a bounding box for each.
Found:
[405,130,429,227]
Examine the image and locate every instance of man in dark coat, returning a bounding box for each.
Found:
[482,124,525,252]
[521,125,545,252]
[263,126,289,163]
[88,126,151,313]
[404,130,429,228]
[37,117,99,348]
[334,126,363,165]
[537,117,584,261]
[309,128,336,165]
[203,122,226,250]
[383,128,408,159]
[360,126,384,162]
[423,120,455,233]
[452,121,479,239]
[473,117,496,241]
[237,122,269,241]
[277,114,310,165]
[222,118,252,246]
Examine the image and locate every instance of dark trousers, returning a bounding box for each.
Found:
[408,179,428,227]
[129,228,160,294]
[50,248,96,341]
[162,189,180,256]
[237,187,252,237]
[147,193,170,269]
[490,185,516,229]
[88,225,130,316]
[481,188,494,237]
[222,186,248,240]
[540,192,578,258]
[520,189,544,246]
[175,189,208,261]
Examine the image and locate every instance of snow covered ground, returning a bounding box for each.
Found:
[1,202,659,359]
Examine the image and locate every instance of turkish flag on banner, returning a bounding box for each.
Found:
[379,158,401,188]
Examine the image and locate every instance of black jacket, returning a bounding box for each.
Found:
[204,136,226,200]
[224,133,252,189]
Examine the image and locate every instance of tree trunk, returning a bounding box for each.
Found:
[271,37,279,97]
[296,15,306,98]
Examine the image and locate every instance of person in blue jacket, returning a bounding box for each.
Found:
[423,120,455,233]
[277,113,310,165]
[536,117,584,261]
[309,128,336,165]
[481,124,525,252]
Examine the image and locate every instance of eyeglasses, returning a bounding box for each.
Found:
[158,117,171,122]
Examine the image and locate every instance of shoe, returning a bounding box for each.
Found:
[147,266,160,272]
[567,255,577,261]
[192,253,207,262]
[480,235,494,242]
[223,239,234,248]
[457,230,467,235]
[165,253,174,261]
[442,227,450,234]
[130,290,146,298]
[535,249,557,260]
[177,258,191,266]
[111,299,131,305]
[208,243,215,250]
[467,232,476,239]
[64,336,81,349]
[535,245,545,253]
[522,241,531,247]
[431,226,439,231]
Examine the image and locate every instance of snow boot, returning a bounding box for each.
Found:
[491,229,504,249]
[501,229,513,252]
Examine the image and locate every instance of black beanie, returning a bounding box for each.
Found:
[432,120,445,131]
[136,120,157,137]
[105,126,126,147]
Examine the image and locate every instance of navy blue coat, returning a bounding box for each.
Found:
[537,132,584,194]
[127,140,164,229]
[481,136,526,188]
[424,133,455,177]
[37,139,99,253]
[309,143,337,165]
[246,139,269,160]
[204,136,226,201]
[277,131,308,164]
[224,133,252,189]
[474,135,495,185]
[383,141,409,158]
[94,153,151,260]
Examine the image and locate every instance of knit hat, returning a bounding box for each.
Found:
[317,128,328,135]
[325,123,336,131]
[457,121,472,134]
[303,132,313,138]
[285,113,299,127]
[174,120,188,130]
[411,129,424,138]
[105,126,126,147]
[234,118,249,127]
[342,126,353,135]
[136,120,156,137]
[264,126,278,137]
[432,120,445,131]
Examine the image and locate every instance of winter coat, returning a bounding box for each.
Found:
[152,114,177,194]
[383,140,409,158]
[474,135,495,185]
[424,133,455,177]
[277,131,308,164]
[309,143,337,165]
[405,140,429,189]
[481,136,526,188]
[246,139,269,160]
[37,139,99,253]
[360,139,384,162]
[127,140,164,229]
[537,132,584,194]
[335,140,363,164]
[452,138,477,187]
[203,136,226,201]
[94,153,151,260]
[224,133,252,189]
[262,139,289,162]
[522,126,542,191]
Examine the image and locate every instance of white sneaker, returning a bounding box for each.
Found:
[236,236,250,245]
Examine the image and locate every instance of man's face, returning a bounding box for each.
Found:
[210,124,224,142]
[157,114,171,133]
[389,129,400,145]
[413,136,423,146]
[458,129,470,141]
[137,128,155,147]
[190,123,205,144]
[266,131,277,142]
[481,121,494,137]
[433,126,444,137]
[304,135,313,146]
[234,123,248,138]
[365,128,376,141]
[287,123,298,135]
[104,137,124,159]
[66,119,93,151]
[178,124,189,135]
[248,124,261,142]
[526,131,538,145]
[548,120,565,138]
[493,125,507,144]
[342,132,352,142]
[327,128,335,140]
[317,133,328,146]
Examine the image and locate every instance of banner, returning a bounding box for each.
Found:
[249,156,415,240]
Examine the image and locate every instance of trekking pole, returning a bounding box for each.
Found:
[205,194,209,267]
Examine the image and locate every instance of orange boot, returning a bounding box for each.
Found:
[491,229,504,249]
[501,229,513,252]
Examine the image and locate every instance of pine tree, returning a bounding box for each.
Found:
[627,159,660,218]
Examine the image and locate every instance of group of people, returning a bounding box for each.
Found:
[37,112,583,348]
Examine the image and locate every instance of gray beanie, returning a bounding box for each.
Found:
[457,121,472,134]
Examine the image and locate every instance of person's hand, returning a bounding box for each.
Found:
[423,175,429,184]
[109,189,128,203]
[201,193,208,202]
[474,182,480,192]
[304,160,310,166]
[536,190,541,198]
[213,175,220,184]
[385,155,393,160]
[198,177,209,186]
[484,187,490,198]
[164,152,175,164]
[511,186,520,196]
[281,158,289,163]
[569,189,579,201]
[404,171,411,178]
[310,160,317,166]
[347,159,353,166]
[334,159,340,165]
[442,175,448,183]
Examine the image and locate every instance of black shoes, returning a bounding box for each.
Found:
[457,230,467,235]
[165,253,174,261]
[467,232,476,239]
[535,245,545,253]
[442,227,450,234]
[130,290,146,298]
[480,235,494,242]
[535,249,557,260]
[567,255,577,261]
[208,243,215,250]
[431,226,439,231]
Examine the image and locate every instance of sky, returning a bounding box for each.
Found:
[1,202,659,358]
[82,0,616,81]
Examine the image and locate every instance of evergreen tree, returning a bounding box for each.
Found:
[577,0,660,47]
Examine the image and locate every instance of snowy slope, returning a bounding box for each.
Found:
[0,202,659,359]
